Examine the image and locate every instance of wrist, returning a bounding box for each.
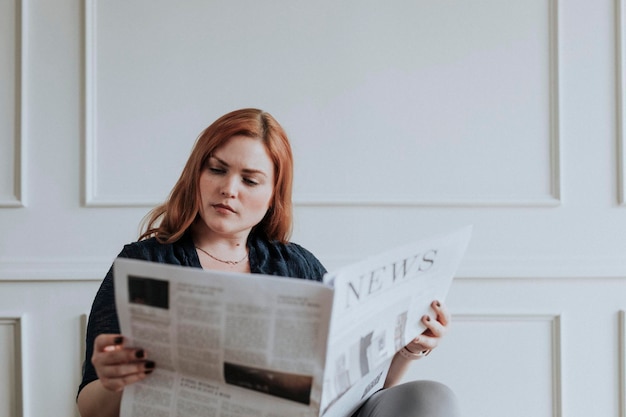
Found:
[398,346,431,360]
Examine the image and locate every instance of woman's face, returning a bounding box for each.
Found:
[196,135,275,240]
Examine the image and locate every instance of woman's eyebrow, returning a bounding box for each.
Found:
[209,155,229,166]
[209,155,268,177]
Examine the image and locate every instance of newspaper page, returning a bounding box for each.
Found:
[319,226,472,417]
[114,259,334,417]
[112,226,471,417]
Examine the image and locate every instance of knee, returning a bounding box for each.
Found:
[398,380,461,417]
[405,380,457,398]
[356,381,461,417]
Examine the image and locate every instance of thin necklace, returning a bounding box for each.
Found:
[195,246,248,266]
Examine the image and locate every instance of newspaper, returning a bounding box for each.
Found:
[113,226,472,417]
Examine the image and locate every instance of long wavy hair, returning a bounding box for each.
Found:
[139,108,294,243]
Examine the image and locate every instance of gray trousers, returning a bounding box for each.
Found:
[352,381,461,417]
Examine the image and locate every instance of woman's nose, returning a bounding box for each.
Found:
[220,176,237,198]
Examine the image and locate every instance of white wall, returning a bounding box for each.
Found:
[1,0,625,416]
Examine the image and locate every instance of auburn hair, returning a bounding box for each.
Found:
[139,108,294,243]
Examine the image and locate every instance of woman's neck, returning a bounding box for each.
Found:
[191,225,250,272]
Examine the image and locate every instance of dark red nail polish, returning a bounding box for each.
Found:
[114,336,123,345]
[135,349,145,359]
[145,360,155,369]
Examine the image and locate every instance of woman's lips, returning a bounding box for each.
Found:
[213,203,236,214]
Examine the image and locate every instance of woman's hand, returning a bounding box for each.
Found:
[92,334,155,392]
[405,300,451,354]
[383,300,451,388]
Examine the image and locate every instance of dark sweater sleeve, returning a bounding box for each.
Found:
[78,235,198,396]
[78,249,128,395]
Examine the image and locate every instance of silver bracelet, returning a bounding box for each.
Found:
[399,346,431,360]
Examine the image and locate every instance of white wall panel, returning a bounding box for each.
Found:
[0,282,101,417]
[85,0,559,207]
[0,0,23,207]
[404,314,562,417]
[0,317,23,417]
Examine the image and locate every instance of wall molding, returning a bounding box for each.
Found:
[323,255,626,280]
[618,0,626,205]
[79,314,88,367]
[617,310,626,417]
[0,257,112,281]
[455,313,562,417]
[458,256,626,279]
[548,0,561,206]
[292,195,561,208]
[0,316,23,417]
[81,0,561,208]
[0,0,25,208]
[1,256,625,281]
[83,0,99,207]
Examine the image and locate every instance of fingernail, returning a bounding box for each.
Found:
[114,336,123,345]
[435,300,441,307]
[145,360,156,370]
[424,315,431,322]
[135,349,145,359]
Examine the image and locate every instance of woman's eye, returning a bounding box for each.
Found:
[208,167,225,175]
[243,178,259,186]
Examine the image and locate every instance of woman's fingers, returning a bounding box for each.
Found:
[99,360,156,391]
[431,300,451,327]
[94,346,146,367]
[96,357,154,378]
[406,300,452,352]
[100,369,151,392]
[92,334,155,392]
[422,300,451,336]
[94,334,125,353]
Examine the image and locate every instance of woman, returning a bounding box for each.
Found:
[77,108,459,417]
